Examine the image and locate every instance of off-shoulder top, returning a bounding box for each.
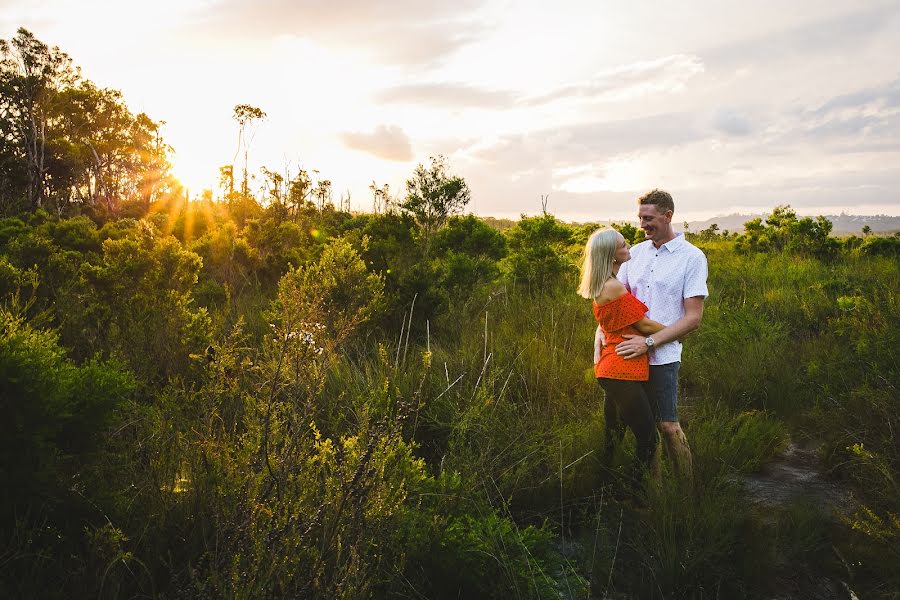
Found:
[592,293,650,381]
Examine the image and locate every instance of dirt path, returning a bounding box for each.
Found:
[742,441,856,516]
[740,440,861,600]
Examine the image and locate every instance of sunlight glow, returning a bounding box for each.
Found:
[169,151,217,197]
[556,159,648,194]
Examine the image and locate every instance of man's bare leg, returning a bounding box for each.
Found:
[659,420,693,481]
[648,445,662,486]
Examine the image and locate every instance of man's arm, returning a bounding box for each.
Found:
[614,296,705,359]
[594,324,605,364]
[632,317,666,336]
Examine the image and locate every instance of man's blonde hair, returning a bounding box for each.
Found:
[578,228,618,299]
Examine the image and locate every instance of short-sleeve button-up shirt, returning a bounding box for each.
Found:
[617,233,709,365]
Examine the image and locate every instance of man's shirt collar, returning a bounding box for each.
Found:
[652,232,686,253]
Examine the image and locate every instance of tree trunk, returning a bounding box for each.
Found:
[24,107,46,211]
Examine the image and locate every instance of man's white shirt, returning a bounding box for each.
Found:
[616,234,709,366]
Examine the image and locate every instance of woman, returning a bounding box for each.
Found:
[578,229,665,476]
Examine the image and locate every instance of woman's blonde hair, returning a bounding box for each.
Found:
[578,228,619,299]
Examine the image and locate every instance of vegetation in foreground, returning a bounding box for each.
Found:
[1,27,899,599]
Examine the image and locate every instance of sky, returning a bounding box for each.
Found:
[3,0,900,221]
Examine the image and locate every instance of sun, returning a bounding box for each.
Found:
[169,151,217,196]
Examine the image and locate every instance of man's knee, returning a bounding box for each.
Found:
[658,420,684,441]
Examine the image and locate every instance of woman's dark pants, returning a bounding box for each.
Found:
[598,377,659,473]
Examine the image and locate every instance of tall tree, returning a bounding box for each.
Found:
[287,168,312,217]
[0,28,77,211]
[232,104,266,196]
[0,28,172,215]
[314,179,332,210]
[401,155,470,257]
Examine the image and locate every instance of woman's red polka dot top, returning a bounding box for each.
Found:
[592,293,650,381]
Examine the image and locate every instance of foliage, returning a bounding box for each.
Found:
[0,305,135,510]
[1,199,897,597]
[0,28,173,216]
[401,155,471,257]
[610,221,645,245]
[737,205,839,257]
[0,303,136,598]
[857,234,900,256]
[58,220,212,382]
[502,214,576,292]
[0,36,897,596]
[432,214,507,296]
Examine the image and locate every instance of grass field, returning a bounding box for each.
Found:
[1,203,897,598]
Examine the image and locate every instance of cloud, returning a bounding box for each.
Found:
[186,0,490,66]
[749,78,900,152]
[679,168,900,215]
[339,125,413,161]
[448,112,704,214]
[375,54,704,111]
[705,3,900,69]
[524,54,705,105]
[376,82,515,109]
[810,77,900,117]
[712,108,753,136]
[804,78,900,146]
[469,112,703,171]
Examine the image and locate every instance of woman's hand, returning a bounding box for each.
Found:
[615,334,649,359]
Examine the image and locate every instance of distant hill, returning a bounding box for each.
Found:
[675,214,900,236]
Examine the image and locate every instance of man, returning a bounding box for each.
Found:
[613,189,708,478]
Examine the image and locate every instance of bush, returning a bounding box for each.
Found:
[58,222,211,381]
[502,215,576,292]
[0,305,135,596]
[432,214,507,297]
[858,235,900,257]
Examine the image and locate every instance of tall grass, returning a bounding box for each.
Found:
[3,212,898,598]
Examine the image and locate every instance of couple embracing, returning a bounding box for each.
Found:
[578,189,708,484]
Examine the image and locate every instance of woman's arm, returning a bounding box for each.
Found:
[596,280,663,336]
[633,317,665,336]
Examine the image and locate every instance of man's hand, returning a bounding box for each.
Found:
[616,334,648,359]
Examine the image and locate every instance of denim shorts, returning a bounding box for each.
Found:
[642,362,680,423]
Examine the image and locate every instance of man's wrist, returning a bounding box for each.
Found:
[645,336,655,349]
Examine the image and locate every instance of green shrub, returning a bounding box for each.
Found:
[620,479,750,598]
[858,235,900,257]
[0,305,136,597]
[689,408,788,481]
[59,222,211,381]
[502,215,576,292]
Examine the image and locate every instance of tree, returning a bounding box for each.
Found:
[737,205,836,257]
[314,179,332,210]
[862,225,872,237]
[1,29,172,216]
[611,222,645,245]
[57,81,172,213]
[287,169,312,216]
[501,214,574,291]
[401,155,470,257]
[232,104,266,195]
[260,166,285,207]
[219,165,234,198]
[0,28,77,211]
[698,223,720,240]
[432,214,507,295]
[369,181,390,214]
